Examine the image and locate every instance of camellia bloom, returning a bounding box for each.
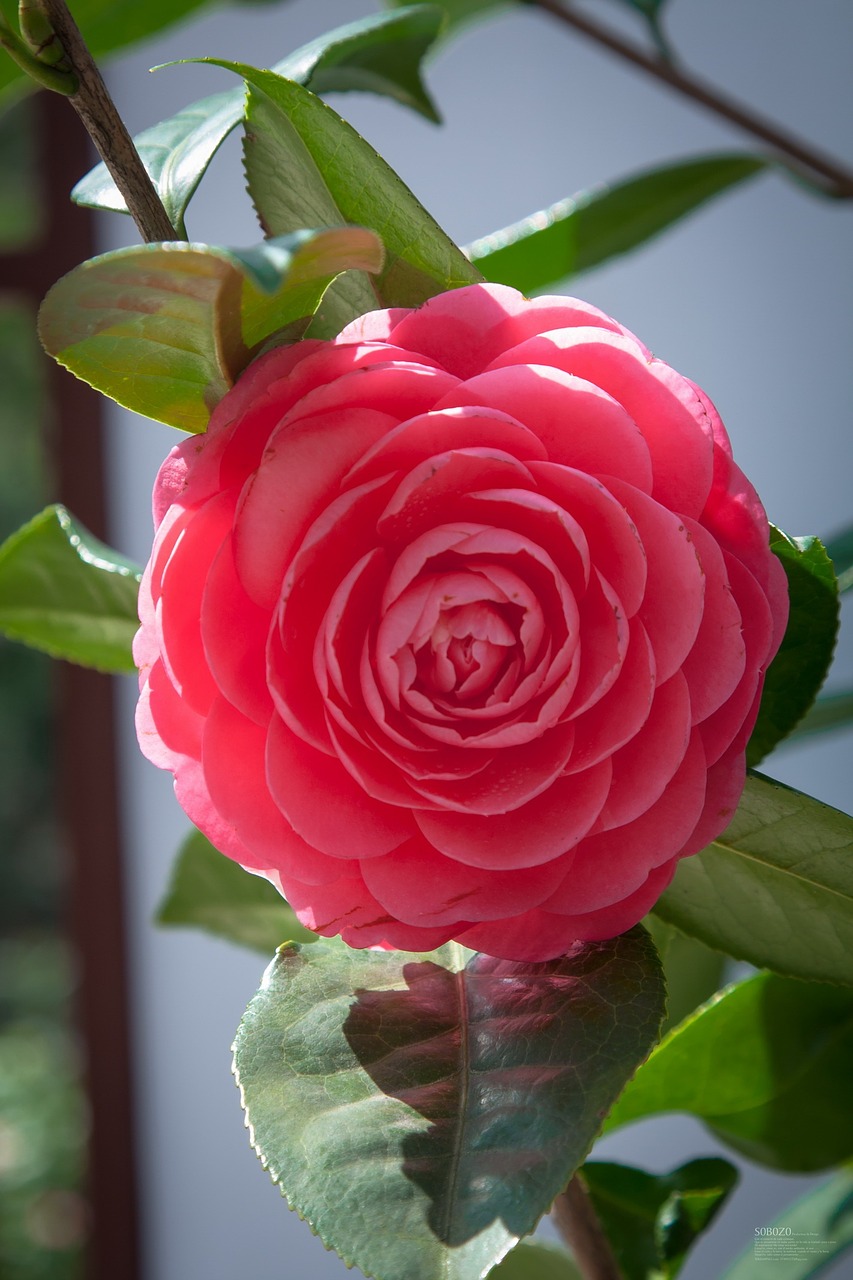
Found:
[135,283,788,961]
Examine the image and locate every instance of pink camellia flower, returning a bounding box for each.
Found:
[135,283,788,961]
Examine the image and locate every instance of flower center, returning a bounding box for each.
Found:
[419,601,517,701]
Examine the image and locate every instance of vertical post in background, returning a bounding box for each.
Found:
[0,87,142,1280]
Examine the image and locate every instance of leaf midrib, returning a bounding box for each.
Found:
[707,836,853,906]
[438,960,472,1251]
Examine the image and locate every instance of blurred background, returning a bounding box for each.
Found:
[1,0,851,1276]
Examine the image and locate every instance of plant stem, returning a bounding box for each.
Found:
[40,0,178,241]
[529,0,853,199]
[551,1174,622,1280]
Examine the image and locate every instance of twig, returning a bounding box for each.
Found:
[551,1174,623,1280]
[528,0,853,199]
[39,0,178,241]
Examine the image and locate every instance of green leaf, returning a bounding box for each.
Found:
[233,927,665,1280]
[606,971,853,1172]
[788,687,853,743]
[824,521,853,594]
[284,5,442,122]
[72,6,445,234]
[38,228,384,432]
[643,917,725,1036]
[466,154,765,291]
[582,1158,738,1280]
[486,1241,581,1280]
[653,771,853,987]
[607,0,673,60]
[615,0,668,16]
[0,0,210,102]
[747,530,839,766]
[721,1169,853,1280]
[0,505,140,673]
[200,61,481,321]
[386,0,512,34]
[157,828,315,952]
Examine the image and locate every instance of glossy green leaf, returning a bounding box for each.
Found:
[0,0,209,101]
[386,0,512,34]
[616,0,668,16]
[233,928,665,1280]
[788,687,853,742]
[643,917,725,1036]
[747,530,839,766]
[0,505,140,672]
[824,521,853,593]
[203,62,481,322]
[653,771,853,986]
[608,0,673,59]
[721,1169,853,1280]
[72,6,444,233]
[582,1158,738,1280]
[486,1241,580,1280]
[157,828,315,952]
[467,154,765,290]
[606,971,853,1172]
[38,228,384,432]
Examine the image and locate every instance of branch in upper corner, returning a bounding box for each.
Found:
[39,0,179,242]
[528,0,853,199]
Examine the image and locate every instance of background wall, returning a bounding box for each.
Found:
[98,2,852,1276]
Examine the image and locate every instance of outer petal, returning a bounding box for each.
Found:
[595,671,692,831]
[203,697,342,883]
[376,283,627,379]
[413,758,611,869]
[233,408,398,609]
[455,863,674,960]
[604,478,705,685]
[266,714,415,857]
[543,732,706,913]
[488,329,714,515]
[434,364,654,489]
[361,835,573,926]
[281,866,458,950]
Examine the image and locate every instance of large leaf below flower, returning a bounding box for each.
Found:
[71,6,445,235]
[196,61,481,323]
[466,154,765,289]
[582,1158,738,1280]
[38,229,384,432]
[0,505,140,672]
[157,828,315,952]
[653,772,853,987]
[605,971,853,1172]
[747,530,838,766]
[233,928,665,1280]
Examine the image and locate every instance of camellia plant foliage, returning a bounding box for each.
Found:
[1,1,852,1278]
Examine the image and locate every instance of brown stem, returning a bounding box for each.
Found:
[552,1174,623,1280]
[529,0,853,199]
[40,0,178,241]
